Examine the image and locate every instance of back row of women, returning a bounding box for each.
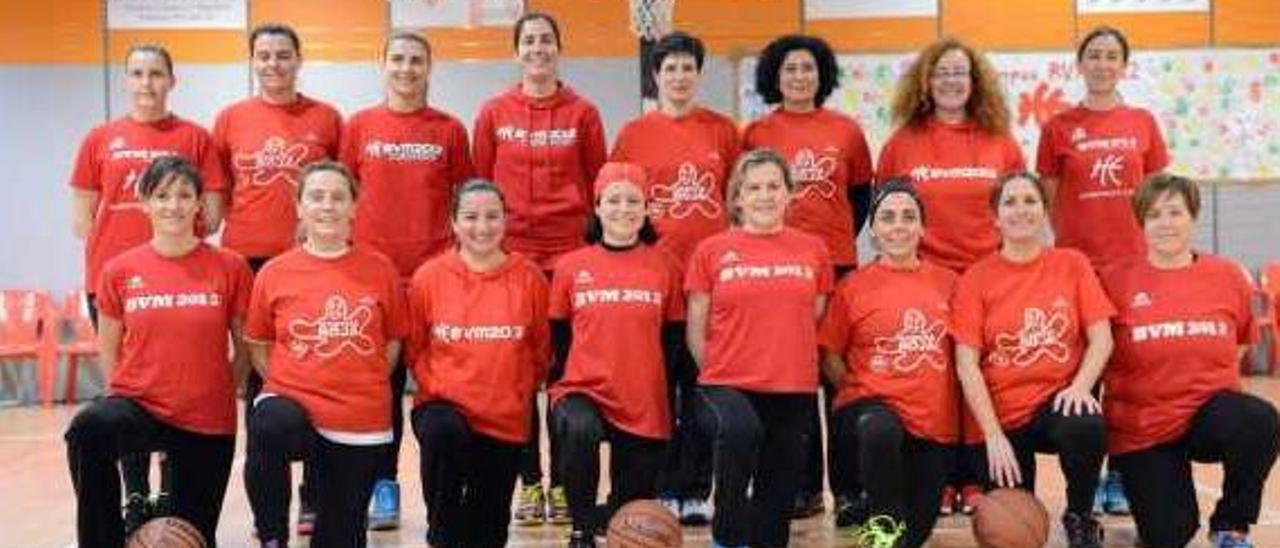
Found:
[64,10,1278,548]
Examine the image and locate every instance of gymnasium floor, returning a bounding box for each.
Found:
[6,380,1280,547]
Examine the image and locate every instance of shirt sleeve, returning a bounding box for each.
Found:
[1073,252,1118,326]
[818,285,851,353]
[579,106,608,190]
[949,270,986,348]
[529,270,553,382]
[1143,111,1170,175]
[226,253,254,320]
[847,121,874,186]
[337,113,362,175]
[243,268,276,342]
[683,244,713,294]
[1035,119,1061,178]
[547,261,572,320]
[472,104,496,180]
[450,120,476,186]
[69,127,102,191]
[1229,261,1259,345]
[664,254,687,321]
[95,263,123,320]
[324,107,343,159]
[405,272,432,368]
[193,127,227,193]
[382,267,411,341]
[815,243,835,294]
[1003,133,1027,172]
[875,132,900,182]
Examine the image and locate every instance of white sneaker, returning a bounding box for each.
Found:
[679,498,711,525]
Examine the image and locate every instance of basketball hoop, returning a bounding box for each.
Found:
[629,0,675,40]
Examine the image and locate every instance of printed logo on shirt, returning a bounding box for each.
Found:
[233,136,310,188]
[363,140,444,162]
[573,287,663,309]
[649,163,722,220]
[105,144,179,212]
[123,291,222,313]
[1130,292,1152,309]
[1071,127,1087,143]
[494,125,578,147]
[870,308,948,373]
[126,275,145,290]
[719,251,741,266]
[574,270,594,286]
[717,263,815,283]
[1088,154,1126,188]
[989,305,1071,368]
[790,148,838,199]
[1130,319,1229,343]
[431,323,526,343]
[908,165,998,183]
[286,295,377,359]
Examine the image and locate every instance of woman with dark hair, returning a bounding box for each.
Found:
[819,180,958,547]
[548,162,684,547]
[243,162,408,548]
[65,156,252,548]
[687,149,833,548]
[1101,174,1278,548]
[339,31,474,530]
[407,179,550,548]
[952,172,1113,548]
[473,12,606,522]
[743,33,874,521]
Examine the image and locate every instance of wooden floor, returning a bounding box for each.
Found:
[7,380,1280,547]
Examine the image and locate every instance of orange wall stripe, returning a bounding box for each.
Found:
[675,0,801,55]
[251,0,386,62]
[0,1,104,63]
[107,30,246,64]
[423,27,513,60]
[1077,13,1210,48]
[943,0,1074,50]
[1214,0,1280,46]
[805,17,937,52]
[531,0,637,58]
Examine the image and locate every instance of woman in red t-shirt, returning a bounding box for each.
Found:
[953,172,1114,547]
[407,180,550,548]
[65,156,252,547]
[1101,174,1278,548]
[243,162,408,548]
[686,149,833,547]
[819,180,958,547]
[547,163,685,546]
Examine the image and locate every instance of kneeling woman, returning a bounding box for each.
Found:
[407,179,550,548]
[243,162,408,548]
[548,163,685,547]
[953,171,1114,548]
[819,180,958,547]
[65,156,253,547]
[686,149,833,547]
[1102,174,1278,548]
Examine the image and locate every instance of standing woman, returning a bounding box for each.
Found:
[340,31,474,530]
[472,12,606,522]
[952,172,1113,548]
[407,180,550,548]
[69,44,226,528]
[1101,174,1278,548]
[548,163,685,547]
[743,33,875,520]
[243,162,408,548]
[65,156,252,547]
[687,149,833,548]
[819,180,958,547]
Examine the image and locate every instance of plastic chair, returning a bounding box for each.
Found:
[1259,261,1280,376]
[58,289,100,403]
[0,289,57,405]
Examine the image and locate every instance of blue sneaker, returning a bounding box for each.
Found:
[1092,477,1106,515]
[368,479,400,530]
[1102,471,1130,515]
[1211,530,1254,548]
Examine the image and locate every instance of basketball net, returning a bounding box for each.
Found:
[629,0,675,41]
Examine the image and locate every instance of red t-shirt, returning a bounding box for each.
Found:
[951,248,1115,441]
[612,108,741,264]
[548,244,684,440]
[473,84,607,270]
[70,115,225,291]
[213,95,343,258]
[340,104,474,277]
[97,243,252,436]
[408,250,550,443]
[877,120,1025,272]
[685,227,833,392]
[1037,105,1168,269]
[1100,254,1254,454]
[245,247,408,436]
[742,108,873,267]
[819,260,960,443]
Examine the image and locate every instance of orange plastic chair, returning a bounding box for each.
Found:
[1259,261,1280,376]
[0,289,57,405]
[58,289,100,403]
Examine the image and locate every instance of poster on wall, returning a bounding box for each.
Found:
[740,49,1280,180]
[804,0,937,19]
[1076,0,1210,13]
[391,0,524,28]
[107,0,246,30]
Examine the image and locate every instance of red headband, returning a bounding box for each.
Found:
[593,162,648,198]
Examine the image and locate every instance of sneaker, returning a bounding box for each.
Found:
[658,497,681,518]
[568,529,598,548]
[938,485,956,516]
[1102,471,1131,515]
[547,486,572,525]
[789,491,825,519]
[959,485,983,515]
[296,503,316,537]
[514,484,546,525]
[1210,530,1254,548]
[1092,476,1107,515]
[679,497,711,526]
[1062,511,1104,548]
[123,492,150,534]
[834,493,870,529]
[367,479,400,530]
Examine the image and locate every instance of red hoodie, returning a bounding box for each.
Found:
[472,84,607,270]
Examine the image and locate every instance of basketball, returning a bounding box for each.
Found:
[971,488,1049,548]
[125,517,206,548]
[606,499,683,548]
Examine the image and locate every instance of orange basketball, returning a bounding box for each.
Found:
[606,499,683,548]
[125,517,206,548]
[971,488,1050,548]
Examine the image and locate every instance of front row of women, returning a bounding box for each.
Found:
[66,150,1277,548]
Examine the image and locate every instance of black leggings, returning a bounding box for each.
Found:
[550,394,666,531]
[1114,390,1280,547]
[833,401,951,548]
[695,386,812,547]
[982,400,1107,516]
[244,396,383,547]
[413,402,522,548]
[655,352,713,500]
[65,396,234,548]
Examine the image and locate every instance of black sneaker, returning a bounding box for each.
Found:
[1063,511,1104,548]
[568,529,597,548]
[834,493,870,529]
[123,492,150,534]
